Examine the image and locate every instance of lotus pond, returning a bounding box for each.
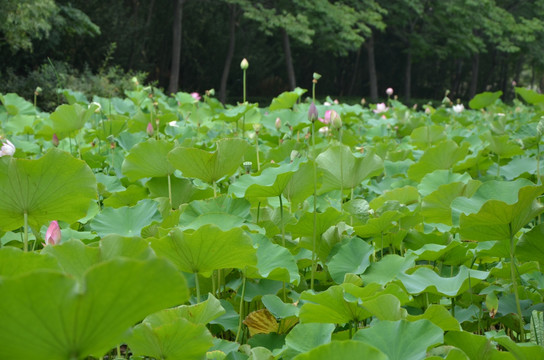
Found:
[0,85,543,360]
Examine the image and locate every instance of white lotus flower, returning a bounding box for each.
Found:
[373,103,389,114]
[452,104,465,113]
[0,139,15,157]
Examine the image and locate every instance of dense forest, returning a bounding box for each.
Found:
[1,0,544,108]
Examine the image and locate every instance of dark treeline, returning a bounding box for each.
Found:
[1,0,544,106]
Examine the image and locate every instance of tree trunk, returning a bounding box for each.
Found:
[348,45,362,96]
[219,4,237,104]
[366,34,378,101]
[404,49,412,101]
[469,53,479,99]
[168,0,185,94]
[282,28,296,90]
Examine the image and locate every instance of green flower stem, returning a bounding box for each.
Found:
[167,174,173,210]
[279,194,287,301]
[256,132,261,172]
[23,211,29,252]
[235,269,247,343]
[195,272,201,303]
[311,120,318,291]
[509,223,525,340]
[213,181,217,198]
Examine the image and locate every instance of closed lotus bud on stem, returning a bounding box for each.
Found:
[52,133,59,147]
[45,221,61,246]
[146,122,154,136]
[275,117,281,130]
[330,110,342,129]
[308,102,318,123]
[386,87,394,96]
[240,58,249,70]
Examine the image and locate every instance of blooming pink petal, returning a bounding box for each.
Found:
[191,92,201,101]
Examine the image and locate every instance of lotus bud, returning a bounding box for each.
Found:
[330,110,342,129]
[275,117,281,130]
[308,102,318,123]
[52,133,59,147]
[44,221,61,246]
[146,122,154,136]
[0,139,15,157]
[386,87,394,96]
[34,86,42,96]
[240,58,249,70]
[90,101,101,113]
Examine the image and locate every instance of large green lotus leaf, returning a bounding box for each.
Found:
[50,103,98,138]
[150,225,257,276]
[146,176,213,209]
[361,254,416,285]
[407,140,470,181]
[353,210,404,238]
[5,114,35,134]
[213,102,257,122]
[262,295,300,318]
[269,88,306,111]
[316,144,383,193]
[282,323,334,359]
[283,160,319,207]
[0,247,60,276]
[229,159,301,199]
[409,241,470,266]
[469,91,502,109]
[0,93,35,115]
[406,304,461,331]
[287,207,345,239]
[42,236,154,279]
[361,293,405,321]
[493,335,544,359]
[418,170,473,197]
[451,179,539,226]
[497,157,542,181]
[445,331,515,360]
[0,148,97,231]
[342,282,411,306]
[458,184,544,242]
[178,195,252,231]
[247,234,300,285]
[397,266,489,297]
[42,239,101,279]
[422,181,479,226]
[146,294,225,326]
[168,138,249,184]
[515,87,544,105]
[517,223,544,267]
[369,186,419,210]
[91,199,161,237]
[353,319,443,360]
[299,285,369,324]
[292,340,387,360]
[326,237,373,284]
[481,132,523,158]
[126,316,213,360]
[121,138,175,181]
[410,125,447,149]
[101,184,148,208]
[0,258,188,360]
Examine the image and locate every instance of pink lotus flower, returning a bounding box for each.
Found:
[386,87,394,96]
[319,110,332,124]
[146,122,154,136]
[373,103,389,114]
[44,221,61,246]
[191,92,201,101]
[0,139,15,157]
